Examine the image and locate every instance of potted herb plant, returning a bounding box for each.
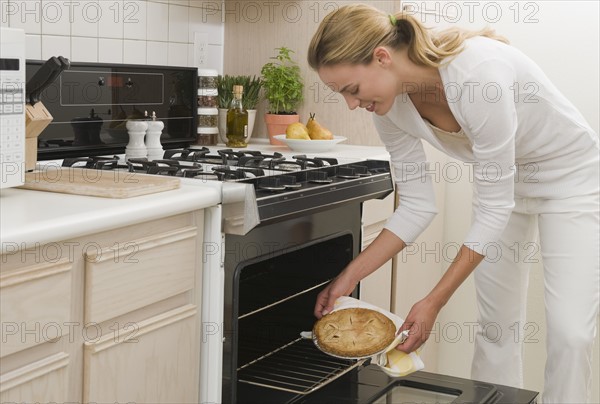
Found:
[216,75,262,143]
[261,47,304,144]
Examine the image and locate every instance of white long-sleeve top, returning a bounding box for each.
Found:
[375,36,599,255]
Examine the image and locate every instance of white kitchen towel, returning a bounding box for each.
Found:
[328,296,425,377]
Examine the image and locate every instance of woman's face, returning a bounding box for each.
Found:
[318,57,398,116]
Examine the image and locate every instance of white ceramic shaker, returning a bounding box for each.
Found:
[145,111,164,161]
[125,119,148,160]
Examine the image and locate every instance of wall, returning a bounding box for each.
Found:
[0,0,224,70]
[223,0,402,145]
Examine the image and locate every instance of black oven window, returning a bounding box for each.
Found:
[26,61,197,159]
[236,233,353,368]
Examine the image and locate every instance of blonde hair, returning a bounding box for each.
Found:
[307,4,508,69]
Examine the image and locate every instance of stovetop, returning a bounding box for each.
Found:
[58,147,395,224]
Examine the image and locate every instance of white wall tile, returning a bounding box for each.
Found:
[99,38,123,63]
[71,0,99,37]
[40,0,70,36]
[206,43,222,72]
[8,0,42,34]
[167,42,187,66]
[12,1,223,71]
[187,43,193,67]
[168,4,188,43]
[188,3,222,45]
[1,0,10,27]
[41,35,71,59]
[72,36,98,62]
[146,41,167,65]
[146,1,168,41]
[123,0,146,40]
[98,0,123,39]
[123,39,147,64]
[25,34,42,59]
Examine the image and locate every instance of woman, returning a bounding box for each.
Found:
[308,4,599,403]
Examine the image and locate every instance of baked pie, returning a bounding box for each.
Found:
[313,308,396,358]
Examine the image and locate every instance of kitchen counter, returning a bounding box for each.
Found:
[0,142,391,254]
[0,180,222,254]
[228,138,391,161]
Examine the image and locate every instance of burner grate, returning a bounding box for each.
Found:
[237,338,365,395]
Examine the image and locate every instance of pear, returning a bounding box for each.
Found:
[307,113,333,140]
[286,122,311,140]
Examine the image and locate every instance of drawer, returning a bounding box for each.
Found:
[0,352,69,400]
[84,227,198,323]
[0,259,72,357]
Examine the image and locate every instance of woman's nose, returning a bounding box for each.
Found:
[343,94,360,110]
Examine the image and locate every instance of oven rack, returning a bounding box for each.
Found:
[237,337,366,395]
[238,280,329,319]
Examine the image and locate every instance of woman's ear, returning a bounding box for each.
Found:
[373,47,392,67]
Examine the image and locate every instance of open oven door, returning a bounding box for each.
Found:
[239,364,538,404]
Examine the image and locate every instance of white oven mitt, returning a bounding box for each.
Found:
[327,296,425,378]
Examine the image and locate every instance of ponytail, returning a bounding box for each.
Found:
[308,4,509,70]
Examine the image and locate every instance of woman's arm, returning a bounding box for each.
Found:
[314,229,406,318]
[396,244,484,353]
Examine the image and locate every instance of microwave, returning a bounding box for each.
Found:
[0,27,26,189]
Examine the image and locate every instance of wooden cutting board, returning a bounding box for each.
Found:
[20,167,181,198]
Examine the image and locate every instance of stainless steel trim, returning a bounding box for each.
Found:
[237,338,366,395]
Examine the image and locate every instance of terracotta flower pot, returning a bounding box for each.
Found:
[264,113,299,145]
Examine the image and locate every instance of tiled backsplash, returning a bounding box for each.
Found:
[1,0,223,71]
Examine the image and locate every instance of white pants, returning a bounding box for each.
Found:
[471,195,600,403]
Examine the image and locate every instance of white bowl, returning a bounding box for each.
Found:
[273,134,347,153]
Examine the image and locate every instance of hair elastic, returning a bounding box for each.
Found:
[389,14,397,26]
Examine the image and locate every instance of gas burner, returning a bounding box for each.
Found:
[212,166,266,180]
[257,175,302,191]
[335,165,373,179]
[126,158,203,177]
[163,148,225,165]
[292,155,338,169]
[307,170,333,184]
[62,156,120,170]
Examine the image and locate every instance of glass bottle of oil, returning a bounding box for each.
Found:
[226,85,248,148]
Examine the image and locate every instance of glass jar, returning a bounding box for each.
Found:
[198,68,218,89]
[196,126,219,145]
[197,107,218,127]
[197,89,218,108]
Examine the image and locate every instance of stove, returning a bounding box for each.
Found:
[58,147,394,227]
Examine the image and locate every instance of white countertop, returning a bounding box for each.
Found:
[0,180,221,254]
[232,138,391,161]
[0,142,390,254]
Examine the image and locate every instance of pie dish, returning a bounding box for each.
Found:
[313,308,396,358]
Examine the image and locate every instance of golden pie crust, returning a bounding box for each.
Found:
[313,308,396,358]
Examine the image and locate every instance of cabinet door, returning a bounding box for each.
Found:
[360,193,395,310]
[0,353,70,402]
[83,305,199,403]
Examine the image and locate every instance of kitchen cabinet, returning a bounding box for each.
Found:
[359,192,395,311]
[0,210,205,403]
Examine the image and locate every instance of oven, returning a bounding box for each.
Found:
[216,163,538,404]
[28,60,539,404]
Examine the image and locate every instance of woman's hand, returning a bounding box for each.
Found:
[314,271,358,318]
[395,296,442,353]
